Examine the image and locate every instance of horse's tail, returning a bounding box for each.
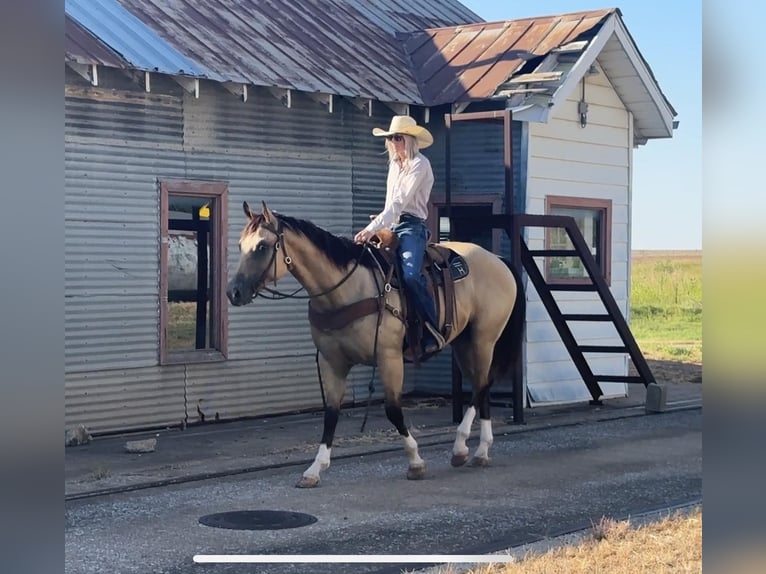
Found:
[489,257,526,384]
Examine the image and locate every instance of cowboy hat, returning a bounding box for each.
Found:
[372,115,433,149]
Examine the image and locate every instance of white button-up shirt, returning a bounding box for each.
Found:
[364,153,434,233]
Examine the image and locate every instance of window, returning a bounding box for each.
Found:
[428,194,503,253]
[159,179,228,364]
[545,196,612,285]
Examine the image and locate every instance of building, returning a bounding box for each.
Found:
[64,0,676,434]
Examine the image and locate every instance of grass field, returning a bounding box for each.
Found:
[630,250,702,364]
[167,301,207,350]
[433,507,701,574]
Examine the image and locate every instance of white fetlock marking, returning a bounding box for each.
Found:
[453,406,476,456]
[403,434,424,468]
[473,419,494,461]
[303,444,331,478]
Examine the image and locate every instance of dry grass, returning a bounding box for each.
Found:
[439,507,701,574]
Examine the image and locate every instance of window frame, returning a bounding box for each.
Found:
[544,195,612,286]
[159,179,229,365]
[427,193,503,253]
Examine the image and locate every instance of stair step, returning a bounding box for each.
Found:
[548,283,597,291]
[561,314,613,322]
[578,345,628,353]
[593,375,647,383]
[527,249,580,258]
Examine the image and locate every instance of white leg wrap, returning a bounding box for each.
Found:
[403,434,424,468]
[453,405,476,456]
[472,419,494,461]
[303,444,331,478]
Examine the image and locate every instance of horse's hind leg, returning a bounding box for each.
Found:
[379,355,426,480]
[450,338,494,467]
[297,354,350,488]
[468,386,493,467]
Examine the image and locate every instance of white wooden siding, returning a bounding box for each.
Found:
[524,69,632,405]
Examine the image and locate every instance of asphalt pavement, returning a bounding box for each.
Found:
[65,382,702,574]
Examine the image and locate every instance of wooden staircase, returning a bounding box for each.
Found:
[513,214,655,404]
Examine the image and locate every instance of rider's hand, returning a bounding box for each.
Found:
[354,229,374,244]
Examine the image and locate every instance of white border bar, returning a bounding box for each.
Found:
[194,554,516,564]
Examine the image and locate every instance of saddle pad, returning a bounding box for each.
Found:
[445,253,469,281]
[386,248,469,289]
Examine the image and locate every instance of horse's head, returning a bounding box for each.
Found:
[226,201,290,306]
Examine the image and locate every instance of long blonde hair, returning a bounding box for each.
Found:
[385,134,419,167]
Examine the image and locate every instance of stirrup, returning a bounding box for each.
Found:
[423,323,446,352]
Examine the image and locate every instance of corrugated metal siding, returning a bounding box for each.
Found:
[65,81,396,432]
[65,89,184,373]
[185,356,328,422]
[66,365,186,433]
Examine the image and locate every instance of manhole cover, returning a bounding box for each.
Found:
[199,510,318,531]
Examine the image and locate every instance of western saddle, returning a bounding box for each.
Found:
[307,228,469,365]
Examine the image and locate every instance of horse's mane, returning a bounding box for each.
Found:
[265,213,390,272]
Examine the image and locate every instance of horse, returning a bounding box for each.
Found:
[226,201,525,488]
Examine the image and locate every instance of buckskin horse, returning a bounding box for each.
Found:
[227,201,525,488]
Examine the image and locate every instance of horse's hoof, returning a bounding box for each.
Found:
[469,456,490,467]
[296,475,320,488]
[406,465,426,480]
[451,453,469,467]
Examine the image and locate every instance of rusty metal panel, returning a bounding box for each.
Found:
[406,9,616,106]
[343,0,481,33]
[112,0,473,104]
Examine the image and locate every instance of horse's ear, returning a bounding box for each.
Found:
[243,201,254,220]
[261,201,275,225]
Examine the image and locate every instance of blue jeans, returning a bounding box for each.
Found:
[393,216,438,330]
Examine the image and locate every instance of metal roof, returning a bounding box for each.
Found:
[66,0,218,79]
[63,2,675,141]
[403,8,616,106]
[401,7,676,142]
[65,14,128,68]
[65,0,480,104]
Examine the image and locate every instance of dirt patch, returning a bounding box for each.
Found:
[630,358,702,385]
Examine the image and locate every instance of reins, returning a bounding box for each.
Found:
[253,216,387,431]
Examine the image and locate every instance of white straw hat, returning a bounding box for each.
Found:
[372,115,433,149]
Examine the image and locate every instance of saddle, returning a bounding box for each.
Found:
[371,229,469,365]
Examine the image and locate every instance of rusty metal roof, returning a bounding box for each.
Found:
[404,8,616,106]
[65,14,128,68]
[63,2,675,140]
[66,0,480,104]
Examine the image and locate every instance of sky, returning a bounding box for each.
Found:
[458,1,702,250]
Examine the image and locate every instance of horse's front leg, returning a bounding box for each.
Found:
[297,353,350,488]
[379,354,426,480]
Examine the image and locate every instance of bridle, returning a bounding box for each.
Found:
[249,216,376,301]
